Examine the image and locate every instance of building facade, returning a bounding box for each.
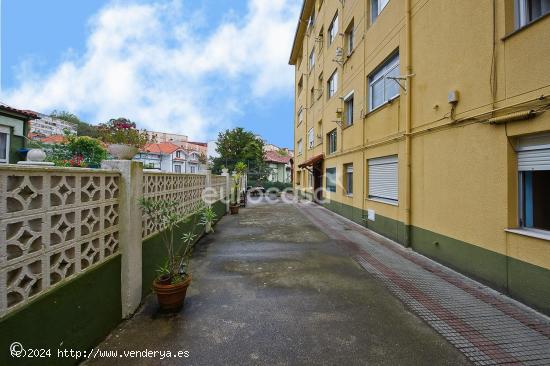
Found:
[29,112,77,137]
[0,105,37,164]
[134,142,204,173]
[146,130,188,143]
[290,0,550,315]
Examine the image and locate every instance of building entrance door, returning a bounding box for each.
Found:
[313,162,323,203]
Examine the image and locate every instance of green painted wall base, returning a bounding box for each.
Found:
[320,198,550,316]
[0,255,122,365]
[142,200,227,298]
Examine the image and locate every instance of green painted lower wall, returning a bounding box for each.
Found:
[410,226,508,290]
[0,255,122,366]
[320,198,550,316]
[141,200,227,297]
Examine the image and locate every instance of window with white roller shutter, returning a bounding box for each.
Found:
[368,155,398,204]
[516,133,550,231]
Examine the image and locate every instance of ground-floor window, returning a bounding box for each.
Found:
[519,171,550,231]
[517,133,550,231]
[174,164,182,173]
[0,126,9,164]
[344,163,353,195]
[368,155,398,204]
[325,167,336,192]
[308,171,314,188]
[190,165,196,173]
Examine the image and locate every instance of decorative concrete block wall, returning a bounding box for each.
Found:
[0,163,229,319]
[0,166,121,318]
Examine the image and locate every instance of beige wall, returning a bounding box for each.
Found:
[291,0,550,272]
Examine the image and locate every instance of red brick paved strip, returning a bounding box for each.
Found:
[296,202,550,365]
[300,203,550,341]
[354,254,520,364]
[349,225,550,340]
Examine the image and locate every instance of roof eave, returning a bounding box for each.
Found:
[288,0,314,65]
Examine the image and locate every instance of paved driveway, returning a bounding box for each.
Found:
[87,198,470,365]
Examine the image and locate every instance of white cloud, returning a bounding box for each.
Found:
[2,0,300,140]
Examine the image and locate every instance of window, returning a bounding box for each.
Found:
[325,167,336,192]
[298,75,303,94]
[0,126,9,164]
[297,139,303,155]
[309,48,315,70]
[327,70,338,99]
[371,0,390,23]
[344,164,353,195]
[517,133,550,231]
[516,0,550,28]
[174,165,182,173]
[310,87,315,106]
[328,12,339,45]
[296,170,302,185]
[190,165,197,173]
[369,52,400,111]
[327,129,337,154]
[308,171,314,188]
[368,155,398,204]
[344,92,354,126]
[297,107,304,125]
[176,151,181,158]
[345,20,355,56]
[317,27,324,51]
[317,73,324,99]
[308,128,314,149]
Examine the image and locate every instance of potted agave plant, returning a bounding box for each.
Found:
[139,198,216,311]
[230,162,247,215]
[98,117,153,160]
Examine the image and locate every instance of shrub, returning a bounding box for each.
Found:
[46,135,107,168]
[98,117,153,148]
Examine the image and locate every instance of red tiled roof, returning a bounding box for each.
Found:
[0,104,39,119]
[265,150,292,164]
[143,142,181,154]
[40,134,66,144]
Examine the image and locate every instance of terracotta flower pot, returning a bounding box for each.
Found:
[152,275,192,311]
[107,144,138,160]
[230,205,239,215]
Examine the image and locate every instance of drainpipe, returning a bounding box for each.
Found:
[404,0,413,247]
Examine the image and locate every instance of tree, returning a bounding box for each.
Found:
[51,110,99,138]
[211,128,266,175]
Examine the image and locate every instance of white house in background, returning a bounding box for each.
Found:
[134,142,203,173]
[28,111,77,137]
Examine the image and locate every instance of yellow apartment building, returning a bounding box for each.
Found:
[289,0,550,315]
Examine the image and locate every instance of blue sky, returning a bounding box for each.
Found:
[1,0,299,148]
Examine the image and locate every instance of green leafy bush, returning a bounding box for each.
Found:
[98,118,153,148]
[46,135,107,168]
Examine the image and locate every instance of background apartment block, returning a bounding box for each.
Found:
[290,0,550,315]
[29,111,77,136]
